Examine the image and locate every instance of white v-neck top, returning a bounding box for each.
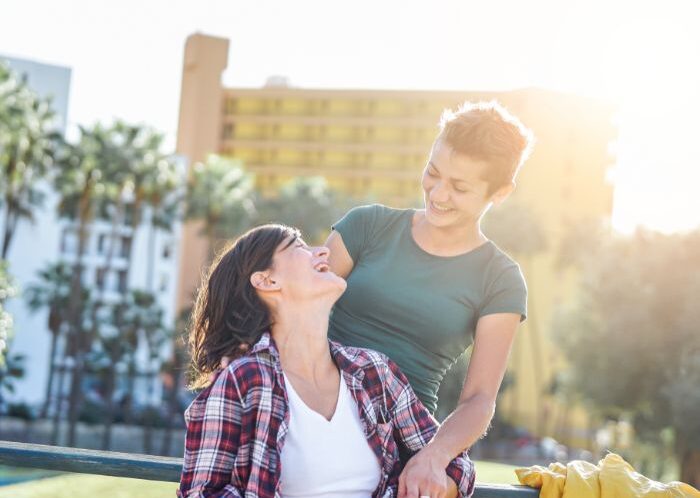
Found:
[279,373,382,498]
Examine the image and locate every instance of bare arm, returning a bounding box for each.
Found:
[325,230,355,278]
[398,312,521,497]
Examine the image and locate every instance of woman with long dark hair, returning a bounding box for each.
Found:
[178,224,475,498]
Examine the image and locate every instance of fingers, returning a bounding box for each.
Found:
[405,479,420,498]
[398,469,407,498]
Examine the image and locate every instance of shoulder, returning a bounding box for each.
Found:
[331,341,407,385]
[337,203,407,228]
[184,353,274,423]
[482,242,526,287]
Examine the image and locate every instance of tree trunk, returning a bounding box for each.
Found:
[680,449,700,489]
[101,365,117,450]
[160,368,181,457]
[122,358,137,426]
[50,363,67,445]
[41,330,59,419]
[66,191,93,447]
[1,154,17,261]
[1,203,14,260]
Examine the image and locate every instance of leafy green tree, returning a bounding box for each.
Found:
[0,260,20,415]
[24,262,74,418]
[253,176,354,244]
[160,306,191,456]
[54,123,119,445]
[554,228,700,486]
[0,62,61,259]
[185,154,254,260]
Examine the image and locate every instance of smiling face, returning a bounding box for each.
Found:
[253,235,347,304]
[421,139,511,229]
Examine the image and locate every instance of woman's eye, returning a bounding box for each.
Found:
[427,168,438,177]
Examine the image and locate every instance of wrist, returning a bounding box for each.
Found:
[420,441,453,469]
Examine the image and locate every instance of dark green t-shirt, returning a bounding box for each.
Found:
[328,204,527,413]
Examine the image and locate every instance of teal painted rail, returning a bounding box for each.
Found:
[0,441,539,497]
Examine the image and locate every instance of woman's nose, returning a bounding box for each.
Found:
[430,181,449,202]
[314,246,330,259]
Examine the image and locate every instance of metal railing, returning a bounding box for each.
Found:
[0,441,539,498]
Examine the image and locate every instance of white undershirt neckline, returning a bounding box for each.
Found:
[284,371,342,423]
[279,372,382,498]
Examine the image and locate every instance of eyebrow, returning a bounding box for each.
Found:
[280,235,299,252]
[429,161,475,187]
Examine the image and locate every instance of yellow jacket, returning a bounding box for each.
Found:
[515,453,700,498]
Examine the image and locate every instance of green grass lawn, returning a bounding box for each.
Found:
[0,460,519,497]
[474,460,520,484]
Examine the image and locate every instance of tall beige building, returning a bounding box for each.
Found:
[175,33,616,445]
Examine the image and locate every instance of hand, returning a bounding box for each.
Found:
[398,447,458,498]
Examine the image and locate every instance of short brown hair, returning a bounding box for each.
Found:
[437,101,534,195]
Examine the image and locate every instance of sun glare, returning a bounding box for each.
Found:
[592,17,700,234]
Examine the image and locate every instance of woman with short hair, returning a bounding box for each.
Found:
[326,101,533,494]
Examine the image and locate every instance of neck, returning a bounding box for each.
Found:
[271,299,337,382]
[413,210,487,255]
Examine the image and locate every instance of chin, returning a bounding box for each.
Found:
[330,274,347,292]
[314,272,347,293]
[425,209,458,228]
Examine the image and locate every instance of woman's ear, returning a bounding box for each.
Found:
[250,271,281,292]
[491,181,515,207]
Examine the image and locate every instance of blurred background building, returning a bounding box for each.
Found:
[175,33,617,447]
[1,55,184,410]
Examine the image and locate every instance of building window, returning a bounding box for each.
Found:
[120,236,132,259]
[162,244,172,260]
[222,123,235,140]
[60,228,78,254]
[95,267,107,290]
[97,234,107,255]
[117,270,128,294]
[159,273,169,293]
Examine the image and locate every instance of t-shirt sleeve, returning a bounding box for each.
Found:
[479,264,528,322]
[331,204,379,263]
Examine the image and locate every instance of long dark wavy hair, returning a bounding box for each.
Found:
[187,224,300,389]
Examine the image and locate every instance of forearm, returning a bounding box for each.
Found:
[424,394,494,466]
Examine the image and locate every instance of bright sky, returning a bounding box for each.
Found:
[2,0,699,233]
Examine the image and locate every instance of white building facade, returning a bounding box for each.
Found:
[1,55,183,411]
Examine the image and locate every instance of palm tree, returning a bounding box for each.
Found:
[0,259,19,417]
[95,299,133,450]
[53,124,115,446]
[94,122,181,292]
[115,290,166,437]
[185,154,255,261]
[141,157,184,291]
[253,176,352,244]
[0,62,61,260]
[24,262,75,418]
[160,306,190,456]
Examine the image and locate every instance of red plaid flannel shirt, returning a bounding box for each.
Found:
[178,333,475,498]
